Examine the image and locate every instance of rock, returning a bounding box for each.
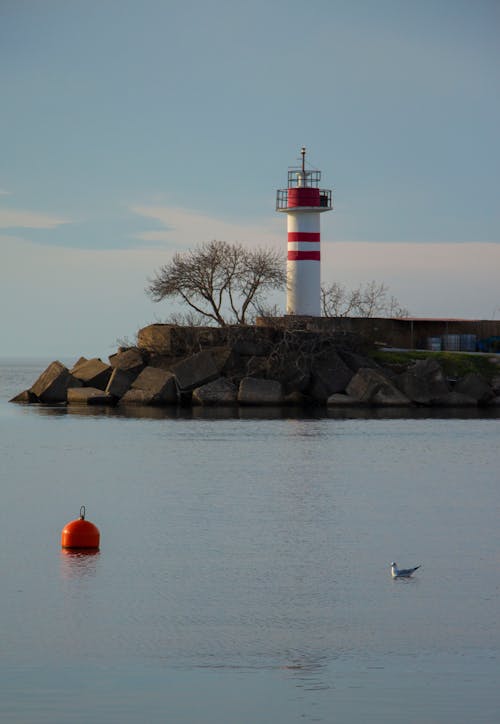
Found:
[396,357,450,405]
[372,385,412,406]
[71,358,112,390]
[346,368,411,405]
[232,337,272,357]
[347,368,390,401]
[491,375,500,395]
[309,351,354,401]
[210,346,238,375]
[119,390,156,405]
[120,366,177,405]
[147,355,181,372]
[192,377,238,405]
[414,358,449,396]
[108,348,145,376]
[67,387,116,405]
[171,351,220,391]
[137,323,274,358]
[454,373,494,404]
[397,371,433,405]
[238,377,283,405]
[30,361,83,403]
[284,390,311,405]
[9,389,37,403]
[431,391,477,407]
[72,356,88,368]
[327,393,363,406]
[244,355,269,379]
[137,324,175,355]
[105,368,137,398]
[339,350,380,372]
[137,323,212,356]
[283,369,311,395]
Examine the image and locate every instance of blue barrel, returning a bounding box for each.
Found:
[460,334,477,352]
[427,337,441,351]
[442,334,460,351]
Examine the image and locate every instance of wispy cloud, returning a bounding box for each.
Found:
[131,203,283,251]
[0,208,70,229]
[0,189,11,196]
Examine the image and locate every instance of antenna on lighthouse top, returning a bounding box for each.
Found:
[301,146,306,173]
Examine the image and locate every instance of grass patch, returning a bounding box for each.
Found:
[370,349,500,381]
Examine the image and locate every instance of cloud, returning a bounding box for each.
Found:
[131,203,283,251]
[0,208,70,229]
[0,189,11,196]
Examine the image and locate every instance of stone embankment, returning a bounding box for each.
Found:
[10,323,500,409]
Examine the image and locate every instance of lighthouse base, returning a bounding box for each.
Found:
[286,259,321,316]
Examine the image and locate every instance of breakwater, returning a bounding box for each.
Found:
[10,323,500,409]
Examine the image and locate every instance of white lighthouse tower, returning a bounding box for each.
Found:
[276,148,333,316]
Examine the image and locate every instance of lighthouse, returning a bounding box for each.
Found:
[276,148,332,316]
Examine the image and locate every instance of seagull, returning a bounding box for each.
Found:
[391,562,420,578]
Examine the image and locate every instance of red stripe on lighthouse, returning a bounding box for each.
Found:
[287,251,321,261]
[287,232,320,242]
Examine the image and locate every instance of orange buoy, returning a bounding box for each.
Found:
[61,506,100,550]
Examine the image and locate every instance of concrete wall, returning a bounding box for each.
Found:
[256,316,500,351]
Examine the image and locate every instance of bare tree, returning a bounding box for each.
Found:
[146,240,286,326]
[321,280,409,318]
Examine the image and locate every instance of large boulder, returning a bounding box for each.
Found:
[397,371,434,405]
[9,389,37,403]
[309,351,354,401]
[105,368,137,398]
[171,351,220,391]
[417,358,448,394]
[282,368,311,395]
[137,324,228,356]
[454,373,493,404]
[108,348,145,376]
[210,346,238,376]
[372,385,412,406]
[238,377,283,405]
[346,368,411,405]
[72,356,88,368]
[137,324,176,355]
[67,387,116,405]
[231,336,273,357]
[327,393,362,406]
[71,358,112,390]
[120,366,177,405]
[30,361,83,403]
[339,350,380,373]
[284,390,311,406]
[192,377,238,405]
[396,358,450,405]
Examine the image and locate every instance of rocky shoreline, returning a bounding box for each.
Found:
[10,323,500,409]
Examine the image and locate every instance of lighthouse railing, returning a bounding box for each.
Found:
[287,169,321,188]
[276,188,333,210]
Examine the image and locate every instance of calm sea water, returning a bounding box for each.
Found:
[1,359,499,723]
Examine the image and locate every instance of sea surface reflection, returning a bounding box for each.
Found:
[1,360,499,723]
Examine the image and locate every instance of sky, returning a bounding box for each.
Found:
[1,0,499,358]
